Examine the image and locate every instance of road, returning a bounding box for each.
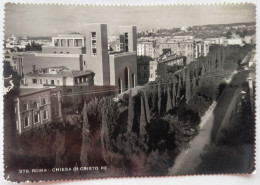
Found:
[168,70,248,175]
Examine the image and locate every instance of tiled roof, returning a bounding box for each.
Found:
[70,70,94,77]
[25,66,94,78]
[25,72,65,78]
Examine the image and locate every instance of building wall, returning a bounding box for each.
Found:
[119,26,137,52]
[4,51,24,76]
[227,38,243,45]
[42,46,86,54]
[109,52,137,92]
[163,57,185,66]
[137,63,150,85]
[149,61,157,82]
[23,53,82,74]
[159,42,195,63]
[137,42,155,58]
[61,85,117,108]
[83,24,110,86]
[16,55,24,77]
[24,75,64,87]
[15,89,53,134]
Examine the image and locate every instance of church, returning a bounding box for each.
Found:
[22,23,138,93]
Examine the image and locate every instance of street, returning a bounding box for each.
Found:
[168,69,248,175]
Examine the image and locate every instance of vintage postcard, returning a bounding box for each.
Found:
[3,3,256,182]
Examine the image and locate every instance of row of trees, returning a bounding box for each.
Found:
[25,42,42,51]
[78,44,252,175]
[78,50,225,174]
[197,82,255,174]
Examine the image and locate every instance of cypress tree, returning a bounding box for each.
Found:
[172,80,176,108]
[185,68,191,101]
[127,89,134,133]
[80,102,93,166]
[177,80,181,99]
[192,77,196,93]
[222,48,226,68]
[139,94,147,135]
[143,90,151,123]
[101,105,109,160]
[201,63,205,76]
[182,70,186,86]
[55,130,65,167]
[152,84,157,111]
[206,57,209,72]
[158,80,162,115]
[192,71,196,90]
[166,85,172,112]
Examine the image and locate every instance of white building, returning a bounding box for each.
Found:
[137,42,155,58]
[227,38,243,45]
[149,60,158,82]
[195,41,209,58]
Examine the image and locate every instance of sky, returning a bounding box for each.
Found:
[4,3,256,37]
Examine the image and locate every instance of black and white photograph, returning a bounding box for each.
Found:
[2,2,256,182]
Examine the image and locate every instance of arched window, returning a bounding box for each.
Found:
[124,67,129,91]
[131,73,135,88]
[32,102,38,108]
[118,78,122,94]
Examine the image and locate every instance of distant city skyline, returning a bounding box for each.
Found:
[5,3,256,37]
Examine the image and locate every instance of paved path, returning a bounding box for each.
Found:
[168,70,248,175]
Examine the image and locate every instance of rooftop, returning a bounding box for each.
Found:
[55,31,83,37]
[25,66,94,78]
[19,87,51,96]
[109,51,137,57]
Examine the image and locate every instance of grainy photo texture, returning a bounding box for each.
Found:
[3,3,256,182]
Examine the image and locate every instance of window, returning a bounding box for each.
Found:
[91,32,96,39]
[54,39,59,47]
[60,52,63,54]
[67,52,69,54]
[54,51,56,53]
[68,39,73,47]
[45,79,48,84]
[85,78,89,86]
[39,79,42,84]
[51,80,54,85]
[83,61,86,65]
[92,48,97,55]
[33,102,38,108]
[32,79,37,84]
[23,103,28,111]
[42,98,46,105]
[24,117,29,128]
[74,39,83,47]
[91,33,97,55]
[61,39,67,47]
[91,79,94,85]
[34,112,40,124]
[91,40,97,47]
[43,110,48,120]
